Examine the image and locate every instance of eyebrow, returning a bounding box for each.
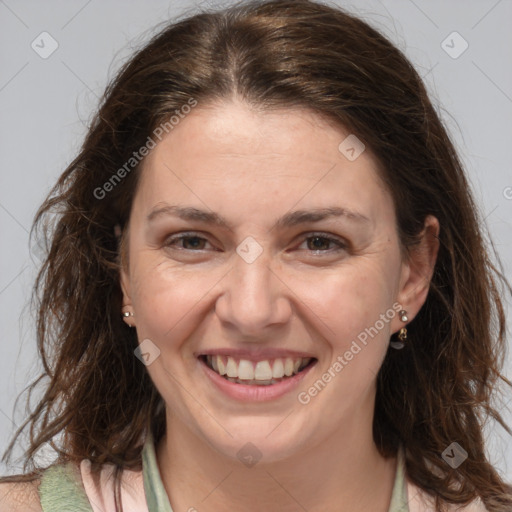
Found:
[146,204,371,230]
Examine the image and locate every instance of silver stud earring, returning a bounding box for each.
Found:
[122,310,135,329]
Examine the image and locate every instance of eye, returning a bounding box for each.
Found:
[163,232,213,251]
[162,231,347,255]
[297,233,347,253]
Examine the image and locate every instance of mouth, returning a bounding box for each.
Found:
[198,354,317,386]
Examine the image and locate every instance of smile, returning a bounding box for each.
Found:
[198,354,317,386]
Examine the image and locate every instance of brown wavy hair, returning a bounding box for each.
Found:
[2,0,512,510]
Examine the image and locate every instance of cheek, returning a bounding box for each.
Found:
[128,257,224,352]
[286,260,395,344]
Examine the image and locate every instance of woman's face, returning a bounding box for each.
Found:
[121,99,434,463]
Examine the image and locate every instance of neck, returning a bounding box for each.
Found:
[155,409,397,512]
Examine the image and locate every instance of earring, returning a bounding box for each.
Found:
[390,310,408,349]
[398,309,408,341]
[397,327,407,342]
[122,309,135,328]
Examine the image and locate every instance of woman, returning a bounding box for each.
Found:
[1,0,511,511]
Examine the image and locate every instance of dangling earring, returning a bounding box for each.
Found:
[390,310,408,350]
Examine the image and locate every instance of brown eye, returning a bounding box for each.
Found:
[181,236,207,250]
[306,236,331,251]
[299,233,347,253]
[164,233,211,250]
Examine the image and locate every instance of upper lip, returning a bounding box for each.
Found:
[196,348,317,362]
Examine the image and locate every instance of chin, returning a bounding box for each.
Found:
[200,418,310,466]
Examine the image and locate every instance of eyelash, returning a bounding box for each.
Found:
[163,231,347,254]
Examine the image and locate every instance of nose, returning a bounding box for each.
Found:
[214,248,292,336]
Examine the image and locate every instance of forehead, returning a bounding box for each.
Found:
[148,100,365,165]
[133,100,393,225]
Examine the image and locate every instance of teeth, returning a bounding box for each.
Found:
[217,356,227,375]
[272,358,284,378]
[254,360,273,380]
[284,358,294,377]
[226,377,278,385]
[238,359,254,380]
[205,355,313,382]
[226,356,238,378]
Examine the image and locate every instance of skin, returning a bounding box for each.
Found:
[120,98,440,512]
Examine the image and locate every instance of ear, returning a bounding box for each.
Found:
[120,266,131,306]
[120,267,136,328]
[120,245,136,327]
[391,215,440,333]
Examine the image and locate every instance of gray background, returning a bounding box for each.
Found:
[1,0,511,481]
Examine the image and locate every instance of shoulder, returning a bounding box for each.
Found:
[407,479,489,512]
[0,459,146,512]
[0,461,93,512]
[0,480,43,512]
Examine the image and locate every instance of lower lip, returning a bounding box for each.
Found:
[198,357,317,402]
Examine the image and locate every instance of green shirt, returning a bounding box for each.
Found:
[39,432,409,511]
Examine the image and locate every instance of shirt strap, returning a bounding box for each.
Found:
[142,429,174,512]
[39,462,94,512]
[387,444,409,512]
